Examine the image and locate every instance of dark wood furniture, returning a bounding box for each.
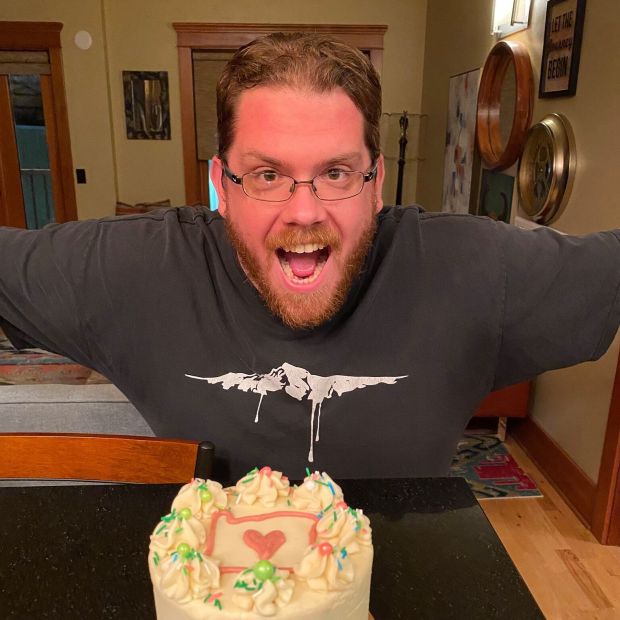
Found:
[474,381,531,439]
[0,433,214,483]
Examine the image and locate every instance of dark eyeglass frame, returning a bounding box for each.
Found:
[222,162,378,203]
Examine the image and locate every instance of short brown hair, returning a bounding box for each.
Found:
[216,32,382,163]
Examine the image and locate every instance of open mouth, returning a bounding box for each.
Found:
[276,243,331,285]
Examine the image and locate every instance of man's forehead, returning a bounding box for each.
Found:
[229,86,368,167]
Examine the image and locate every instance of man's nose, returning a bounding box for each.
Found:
[281,181,327,227]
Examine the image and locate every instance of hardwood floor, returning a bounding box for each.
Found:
[481,436,620,619]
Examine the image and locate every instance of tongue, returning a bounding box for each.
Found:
[284,251,320,278]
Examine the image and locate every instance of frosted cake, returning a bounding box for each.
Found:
[148,467,373,618]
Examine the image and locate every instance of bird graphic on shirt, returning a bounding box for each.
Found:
[185,363,407,462]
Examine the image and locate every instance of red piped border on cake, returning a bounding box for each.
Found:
[205,510,319,574]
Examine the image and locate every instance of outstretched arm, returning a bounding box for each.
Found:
[492,224,620,390]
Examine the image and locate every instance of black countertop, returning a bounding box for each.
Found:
[0,477,544,619]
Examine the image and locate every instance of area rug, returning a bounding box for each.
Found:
[0,330,107,385]
[450,433,542,500]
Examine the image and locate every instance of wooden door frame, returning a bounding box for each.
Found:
[173,23,387,206]
[0,76,26,227]
[0,21,77,223]
[592,344,620,544]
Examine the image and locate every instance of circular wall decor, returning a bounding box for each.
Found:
[517,113,576,225]
[74,30,93,50]
[476,40,534,170]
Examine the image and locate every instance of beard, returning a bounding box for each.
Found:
[224,214,377,330]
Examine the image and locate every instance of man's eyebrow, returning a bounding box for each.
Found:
[241,151,284,167]
[321,153,363,166]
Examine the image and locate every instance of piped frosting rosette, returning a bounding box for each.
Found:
[153,543,221,604]
[232,562,295,617]
[234,466,290,507]
[291,470,344,511]
[150,507,207,555]
[295,541,354,591]
[171,478,228,519]
[315,501,372,554]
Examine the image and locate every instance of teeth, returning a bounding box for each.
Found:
[281,243,326,254]
[279,254,327,285]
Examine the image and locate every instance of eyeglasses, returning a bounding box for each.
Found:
[222,163,378,202]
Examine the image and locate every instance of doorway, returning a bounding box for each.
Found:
[173,23,387,207]
[0,22,76,228]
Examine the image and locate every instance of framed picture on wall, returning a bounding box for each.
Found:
[122,71,170,139]
[539,0,587,98]
[477,169,514,223]
[441,68,480,214]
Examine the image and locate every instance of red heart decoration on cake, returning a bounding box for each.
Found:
[243,529,286,560]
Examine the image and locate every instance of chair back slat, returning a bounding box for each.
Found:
[0,433,201,483]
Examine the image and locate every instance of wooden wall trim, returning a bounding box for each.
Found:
[45,46,76,222]
[511,416,596,528]
[177,46,200,205]
[0,22,62,50]
[173,23,387,50]
[0,78,26,227]
[592,348,620,544]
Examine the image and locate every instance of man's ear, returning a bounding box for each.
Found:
[373,154,385,214]
[210,156,228,217]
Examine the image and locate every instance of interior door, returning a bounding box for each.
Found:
[0,22,77,228]
[0,66,60,228]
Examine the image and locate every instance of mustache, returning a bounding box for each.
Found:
[266,225,341,252]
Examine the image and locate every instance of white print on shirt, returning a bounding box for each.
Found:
[186,362,407,462]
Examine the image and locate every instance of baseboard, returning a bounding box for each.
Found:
[511,417,596,527]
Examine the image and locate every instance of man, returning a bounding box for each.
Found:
[0,33,619,480]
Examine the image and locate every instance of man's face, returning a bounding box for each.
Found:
[211,86,384,329]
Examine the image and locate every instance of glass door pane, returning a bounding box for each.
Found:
[8,74,55,229]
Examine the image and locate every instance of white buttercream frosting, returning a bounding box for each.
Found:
[231,567,295,617]
[154,549,220,604]
[150,510,207,554]
[295,543,354,591]
[315,504,372,554]
[234,467,290,507]
[171,478,228,518]
[291,471,344,511]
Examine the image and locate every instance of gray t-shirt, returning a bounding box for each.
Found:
[1,206,619,480]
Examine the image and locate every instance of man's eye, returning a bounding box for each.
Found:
[326,169,347,181]
[257,171,278,183]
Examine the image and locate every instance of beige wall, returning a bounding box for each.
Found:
[0,0,117,220]
[419,0,620,481]
[2,0,427,216]
[104,0,427,208]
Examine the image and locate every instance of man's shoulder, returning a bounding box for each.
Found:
[97,205,223,228]
[378,205,500,238]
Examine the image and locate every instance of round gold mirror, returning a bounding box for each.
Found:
[476,41,534,170]
[517,113,576,225]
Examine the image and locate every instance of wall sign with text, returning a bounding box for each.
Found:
[539,0,587,98]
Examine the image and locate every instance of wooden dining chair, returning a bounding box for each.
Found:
[0,433,215,483]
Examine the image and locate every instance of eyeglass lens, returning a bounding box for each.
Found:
[242,171,365,202]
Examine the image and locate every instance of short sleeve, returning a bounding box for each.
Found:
[493,224,620,390]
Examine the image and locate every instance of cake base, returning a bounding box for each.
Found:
[150,551,372,620]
